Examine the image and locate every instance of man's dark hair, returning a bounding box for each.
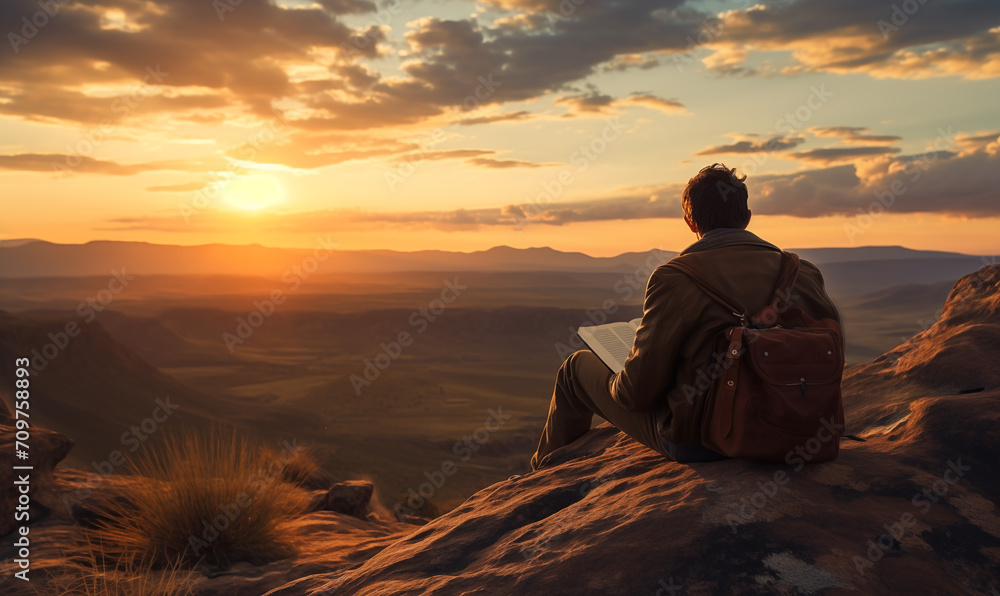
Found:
[682,163,750,233]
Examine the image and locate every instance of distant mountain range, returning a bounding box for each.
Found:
[0,240,991,287]
[0,240,653,277]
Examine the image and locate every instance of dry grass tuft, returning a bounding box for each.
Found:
[89,428,311,568]
[276,442,324,488]
[40,533,195,596]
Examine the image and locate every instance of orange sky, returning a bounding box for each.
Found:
[1,0,999,256]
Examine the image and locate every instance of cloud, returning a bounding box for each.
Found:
[601,54,661,72]
[390,148,556,169]
[752,135,1000,217]
[624,93,686,114]
[701,0,1000,80]
[146,182,207,192]
[694,126,904,164]
[395,149,496,163]
[695,135,806,155]
[467,157,556,168]
[556,91,616,114]
[954,130,1000,152]
[0,83,230,126]
[788,146,901,164]
[218,128,447,170]
[557,90,685,116]
[0,153,227,175]
[484,0,1000,85]
[455,111,533,126]
[809,127,902,144]
[316,0,377,14]
[0,0,370,125]
[316,4,703,127]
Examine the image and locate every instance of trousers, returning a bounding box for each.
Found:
[530,350,670,470]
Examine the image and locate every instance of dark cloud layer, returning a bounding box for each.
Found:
[2,1,996,124]
[7,0,993,135]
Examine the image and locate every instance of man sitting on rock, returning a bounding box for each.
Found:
[530,163,842,470]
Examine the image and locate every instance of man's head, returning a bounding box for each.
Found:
[682,163,751,237]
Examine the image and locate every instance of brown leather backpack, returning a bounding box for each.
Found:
[666,251,846,463]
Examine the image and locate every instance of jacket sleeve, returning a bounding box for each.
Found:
[794,260,842,322]
[610,268,690,412]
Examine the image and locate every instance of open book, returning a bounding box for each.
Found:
[577,318,642,373]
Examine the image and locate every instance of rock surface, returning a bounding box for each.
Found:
[264,266,1000,596]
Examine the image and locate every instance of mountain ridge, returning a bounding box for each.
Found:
[0,239,987,279]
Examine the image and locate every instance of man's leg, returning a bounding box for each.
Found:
[530,350,667,470]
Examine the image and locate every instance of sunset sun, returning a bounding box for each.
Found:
[222,174,286,212]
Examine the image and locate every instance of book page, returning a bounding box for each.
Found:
[577,322,637,373]
[628,318,642,330]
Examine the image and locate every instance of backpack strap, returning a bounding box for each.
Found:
[664,259,748,325]
[665,250,801,326]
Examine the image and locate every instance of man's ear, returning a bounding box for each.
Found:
[744,210,752,228]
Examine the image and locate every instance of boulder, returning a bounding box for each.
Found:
[308,480,375,519]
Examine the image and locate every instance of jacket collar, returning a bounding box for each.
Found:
[678,228,780,256]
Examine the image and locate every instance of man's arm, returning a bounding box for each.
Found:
[610,268,690,411]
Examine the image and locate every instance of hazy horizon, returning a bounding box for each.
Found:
[2,236,997,260]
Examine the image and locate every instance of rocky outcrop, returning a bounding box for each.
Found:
[0,397,74,537]
[265,266,1000,595]
[842,264,1000,433]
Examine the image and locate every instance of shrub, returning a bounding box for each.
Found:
[90,428,310,568]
